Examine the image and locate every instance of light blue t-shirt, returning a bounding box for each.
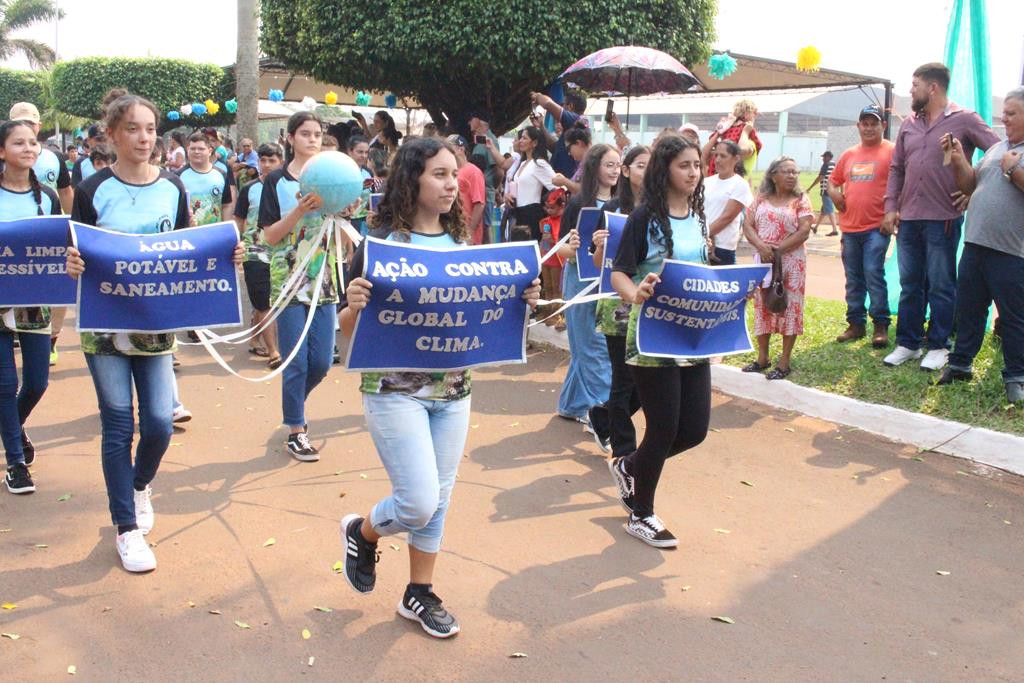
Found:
[33,148,69,192]
[178,166,231,226]
[0,184,60,219]
[71,167,189,234]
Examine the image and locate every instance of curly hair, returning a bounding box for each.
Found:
[642,133,707,260]
[371,136,467,243]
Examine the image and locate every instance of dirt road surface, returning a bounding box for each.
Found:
[1,334,1022,681]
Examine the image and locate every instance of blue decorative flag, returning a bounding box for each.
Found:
[636,260,770,359]
[575,206,602,281]
[346,238,540,372]
[71,221,242,333]
[0,216,76,306]
[599,211,627,295]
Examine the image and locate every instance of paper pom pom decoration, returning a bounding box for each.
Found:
[203,99,219,115]
[325,91,338,106]
[355,91,372,107]
[708,52,738,80]
[796,46,822,72]
[180,104,193,116]
[192,102,207,116]
[300,96,318,111]
[384,94,397,109]
[167,111,181,121]
[268,89,284,102]
[224,98,238,114]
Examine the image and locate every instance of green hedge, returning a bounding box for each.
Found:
[0,69,45,120]
[51,57,235,129]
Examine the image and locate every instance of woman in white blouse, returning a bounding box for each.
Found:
[509,126,556,241]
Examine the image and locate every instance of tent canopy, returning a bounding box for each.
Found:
[688,52,890,92]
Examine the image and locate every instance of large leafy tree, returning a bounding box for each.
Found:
[261,0,716,134]
[0,0,61,68]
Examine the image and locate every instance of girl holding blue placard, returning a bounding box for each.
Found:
[0,120,62,495]
[66,94,243,572]
[259,111,338,462]
[609,134,712,549]
[556,144,618,432]
[339,137,541,639]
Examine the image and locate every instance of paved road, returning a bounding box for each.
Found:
[1,335,1021,680]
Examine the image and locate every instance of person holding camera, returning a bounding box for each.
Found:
[530,90,590,178]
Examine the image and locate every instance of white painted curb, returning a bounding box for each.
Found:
[528,326,1024,477]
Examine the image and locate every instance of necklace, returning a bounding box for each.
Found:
[112,163,154,205]
[122,183,144,205]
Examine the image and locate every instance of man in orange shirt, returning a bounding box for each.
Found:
[828,105,896,348]
[447,135,486,244]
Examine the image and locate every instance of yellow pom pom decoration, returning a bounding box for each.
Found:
[325,91,338,106]
[204,98,220,115]
[796,46,822,72]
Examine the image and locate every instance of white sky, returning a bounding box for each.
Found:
[3,0,1023,97]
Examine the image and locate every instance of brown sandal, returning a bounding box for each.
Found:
[267,355,283,370]
[742,361,770,373]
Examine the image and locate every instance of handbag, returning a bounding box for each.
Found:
[761,248,788,314]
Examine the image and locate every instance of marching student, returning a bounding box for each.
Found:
[233,143,284,368]
[259,111,337,461]
[0,120,61,494]
[589,144,650,457]
[66,94,243,572]
[556,144,618,430]
[178,133,233,226]
[339,137,540,638]
[609,134,712,549]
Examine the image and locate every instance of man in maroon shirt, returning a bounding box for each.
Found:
[881,63,1000,371]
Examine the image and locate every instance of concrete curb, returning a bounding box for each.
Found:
[528,325,1024,477]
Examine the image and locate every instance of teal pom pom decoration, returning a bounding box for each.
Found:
[269,89,284,102]
[224,98,238,114]
[355,91,372,107]
[708,52,738,80]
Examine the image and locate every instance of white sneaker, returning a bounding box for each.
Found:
[920,348,949,371]
[134,486,154,535]
[116,529,156,572]
[172,405,192,424]
[883,346,923,367]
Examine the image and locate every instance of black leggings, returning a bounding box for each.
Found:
[605,334,641,457]
[625,364,711,518]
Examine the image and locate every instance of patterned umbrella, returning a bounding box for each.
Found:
[559,46,702,96]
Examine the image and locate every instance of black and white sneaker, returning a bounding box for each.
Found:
[608,456,634,512]
[5,463,35,494]
[624,513,678,549]
[587,406,612,453]
[397,588,460,639]
[21,430,35,467]
[340,514,378,594]
[285,432,319,462]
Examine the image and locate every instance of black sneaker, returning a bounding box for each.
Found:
[608,456,634,512]
[5,463,35,494]
[935,367,972,385]
[285,432,319,462]
[397,588,460,639]
[332,345,341,365]
[587,405,611,453]
[624,513,678,549]
[21,430,35,467]
[340,514,378,594]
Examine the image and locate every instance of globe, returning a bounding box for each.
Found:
[299,151,364,215]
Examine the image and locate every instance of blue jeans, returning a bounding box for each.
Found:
[557,265,611,419]
[713,247,736,265]
[841,228,891,326]
[85,353,174,526]
[1,331,50,466]
[895,218,962,350]
[276,304,336,428]
[949,243,1024,383]
[365,393,470,553]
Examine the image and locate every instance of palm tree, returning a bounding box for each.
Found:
[235,0,260,144]
[33,70,87,134]
[0,0,62,69]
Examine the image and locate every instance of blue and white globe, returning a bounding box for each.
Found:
[299,151,364,215]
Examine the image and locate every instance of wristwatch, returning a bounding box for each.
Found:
[1006,165,1018,181]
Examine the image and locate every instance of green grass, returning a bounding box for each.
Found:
[725,296,1023,436]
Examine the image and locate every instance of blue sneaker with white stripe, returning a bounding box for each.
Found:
[397,587,460,639]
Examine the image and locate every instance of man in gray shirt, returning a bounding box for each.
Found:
[937,87,1024,403]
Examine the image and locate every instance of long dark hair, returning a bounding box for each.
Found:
[284,111,323,163]
[519,126,550,162]
[577,143,619,209]
[372,137,466,242]
[642,133,706,260]
[374,111,402,147]
[0,120,44,215]
[614,144,650,214]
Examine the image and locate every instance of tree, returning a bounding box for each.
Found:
[235,0,260,144]
[0,0,62,68]
[33,69,88,136]
[0,67,42,118]
[260,0,716,134]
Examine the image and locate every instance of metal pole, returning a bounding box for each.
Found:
[883,81,893,141]
[54,0,60,141]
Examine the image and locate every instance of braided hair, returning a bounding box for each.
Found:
[642,133,707,262]
[0,120,45,215]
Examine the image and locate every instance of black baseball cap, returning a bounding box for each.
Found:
[859,104,883,121]
[446,134,469,148]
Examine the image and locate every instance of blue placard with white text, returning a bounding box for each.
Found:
[346,237,540,372]
[70,221,243,333]
[636,260,771,358]
[599,211,627,295]
[0,215,76,306]
[574,206,602,281]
